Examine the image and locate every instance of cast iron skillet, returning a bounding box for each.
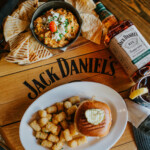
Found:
[30,1,82,51]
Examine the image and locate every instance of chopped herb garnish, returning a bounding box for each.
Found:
[53,16,57,19]
[60,148,64,150]
[54,30,58,33]
[71,26,74,32]
[41,36,43,38]
[59,34,63,39]
[49,119,52,122]
[65,38,68,40]
[64,19,69,27]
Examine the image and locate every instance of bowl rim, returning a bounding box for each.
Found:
[30,1,83,50]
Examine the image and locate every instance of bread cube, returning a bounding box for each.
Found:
[41,140,53,148]
[48,134,59,143]
[67,105,77,115]
[64,101,72,109]
[46,105,57,113]
[30,120,41,131]
[69,96,80,104]
[38,110,47,118]
[36,131,48,140]
[63,129,72,141]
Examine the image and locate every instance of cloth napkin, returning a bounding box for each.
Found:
[125,99,150,150]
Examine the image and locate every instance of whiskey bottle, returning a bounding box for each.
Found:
[95,2,150,82]
[95,2,118,39]
[104,20,150,82]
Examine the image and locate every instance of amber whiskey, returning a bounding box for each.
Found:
[95,2,118,39]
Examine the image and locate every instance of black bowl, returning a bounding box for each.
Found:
[30,1,82,51]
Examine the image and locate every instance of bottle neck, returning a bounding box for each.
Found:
[95,2,113,21]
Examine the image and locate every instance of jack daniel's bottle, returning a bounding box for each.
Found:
[95,2,150,82]
[95,2,118,39]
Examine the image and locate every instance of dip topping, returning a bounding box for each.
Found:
[85,109,105,125]
[49,21,57,32]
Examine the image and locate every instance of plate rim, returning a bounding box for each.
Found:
[19,81,128,150]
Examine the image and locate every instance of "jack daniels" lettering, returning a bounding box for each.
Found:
[23,57,117,99]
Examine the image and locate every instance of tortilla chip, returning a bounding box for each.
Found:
[28,37,39,63]
[21,0,39,21]
[11,8,20,19]
[6,34,52,65]
[65,0,76,8]
[5,39,30,64]
[5,55,18,64]
[14,39,29,59]
[36,48,53,61]
[76,0,96,13]
[80,13,102,44]
[3,16,29,42]
[8,31,31,52]
[11,5,28,21]
[38,2,45,6]
[29,37,52,63]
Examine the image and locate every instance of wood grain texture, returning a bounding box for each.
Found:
[112,141,137,150]
[0,122,136,150]
[1,0,150,149]
[0,40,134,126]
[0,37,89,77]
[101,0,150,43]
[0,45,134,126]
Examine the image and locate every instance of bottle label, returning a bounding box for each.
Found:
[109,25,150,76]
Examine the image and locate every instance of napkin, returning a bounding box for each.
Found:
[133,126,150,150]
[125,99,150,135]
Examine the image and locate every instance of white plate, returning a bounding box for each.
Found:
[20,81,128,150]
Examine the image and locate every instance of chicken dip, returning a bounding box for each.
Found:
[34,8,79,48]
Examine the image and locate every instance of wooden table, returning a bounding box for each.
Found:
[0,0,150,149]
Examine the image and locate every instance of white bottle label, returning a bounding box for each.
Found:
[109,25,150,76]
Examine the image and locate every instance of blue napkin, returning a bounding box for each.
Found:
[133,126,150,150]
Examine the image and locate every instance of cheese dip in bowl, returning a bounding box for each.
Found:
[30,1,82,50]
[34,8,79,48]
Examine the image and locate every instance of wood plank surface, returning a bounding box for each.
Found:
[101,0,150,43]
[0,122,135,150]
[0,0,150,150]
[0,37,90,77]
[0,44,134,126]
